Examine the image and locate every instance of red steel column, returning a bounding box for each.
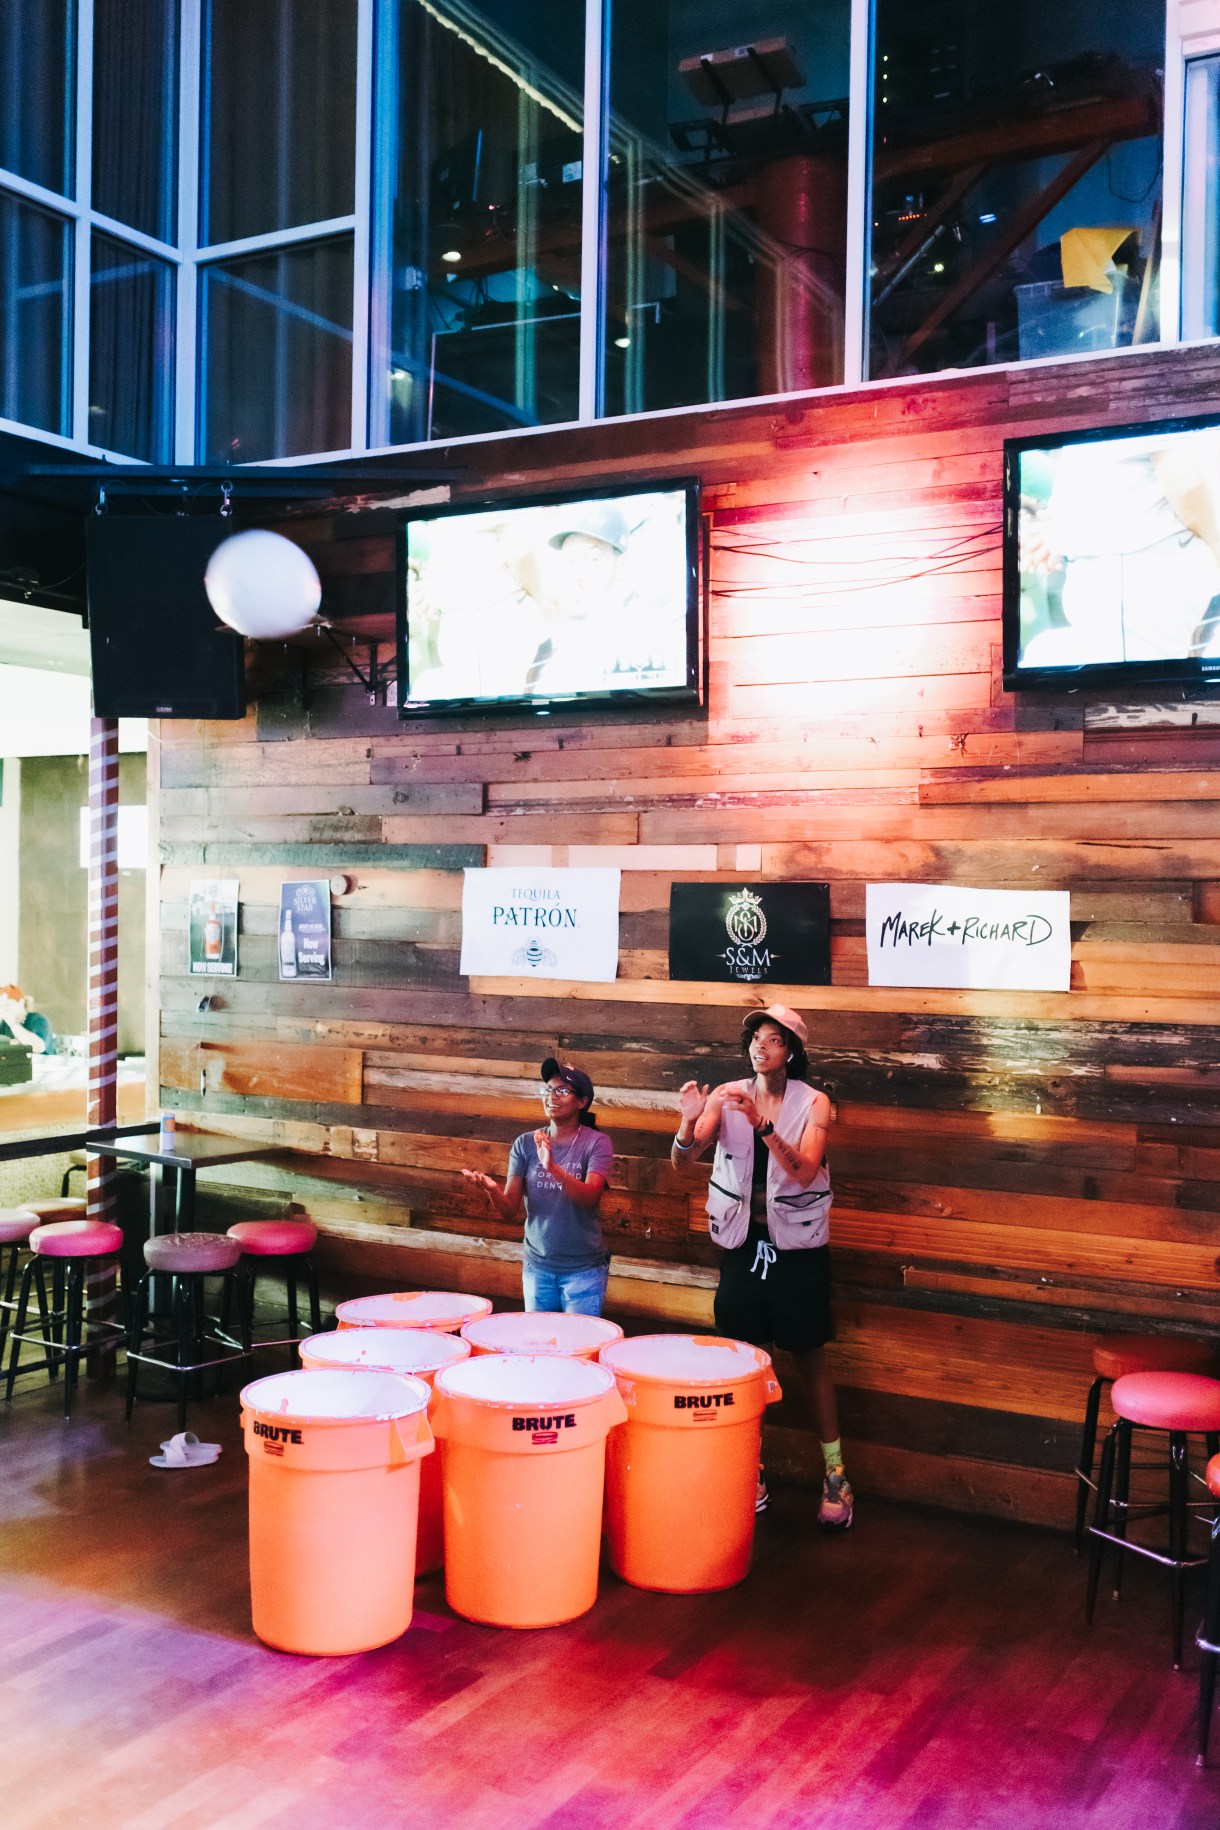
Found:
[86,715,120,1374]
[755,154,848,394]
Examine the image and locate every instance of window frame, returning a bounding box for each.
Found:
[0,0,1208,470]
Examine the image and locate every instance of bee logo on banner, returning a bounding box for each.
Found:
[668,883,832,985]
[866,883,1071,992]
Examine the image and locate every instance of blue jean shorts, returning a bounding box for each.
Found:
[522,1259,609,1316]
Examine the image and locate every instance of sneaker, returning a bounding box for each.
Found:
[818,1467,854,1531]
[756,1470,770,1514]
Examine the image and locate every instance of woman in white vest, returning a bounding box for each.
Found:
[670,1004,852,1530]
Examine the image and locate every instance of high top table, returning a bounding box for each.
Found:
[82,1126,280,1239]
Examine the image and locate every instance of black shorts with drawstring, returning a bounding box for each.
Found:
[713,1222,834,1354]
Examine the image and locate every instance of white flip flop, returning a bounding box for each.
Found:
[149,1430,222,1469]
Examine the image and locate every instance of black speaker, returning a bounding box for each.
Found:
[86,515,246,719]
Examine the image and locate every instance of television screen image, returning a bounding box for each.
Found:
[1005,417,1220,690]
[399,483,699,713]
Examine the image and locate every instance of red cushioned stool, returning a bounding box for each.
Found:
[4,1219,126,1417]
[126,1232,251,1432]
[1196,1454,1220,1764]
[20,1197,88,1223]
[224,1219,320,1358]
[1086,1370,1220,1667]
[0,1208,42,1370]
[10,1201,92,1372]
[1074,1333,1217,1552]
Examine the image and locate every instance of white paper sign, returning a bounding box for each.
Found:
[460,868,622,982]
[866,883,1071,991]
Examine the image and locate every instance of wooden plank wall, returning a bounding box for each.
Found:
[156,345,1220,1526]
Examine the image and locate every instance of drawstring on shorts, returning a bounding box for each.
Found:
[751,1240,777,1281]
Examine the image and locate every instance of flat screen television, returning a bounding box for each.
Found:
[397,480,702,716]
[1003,414,1220,692]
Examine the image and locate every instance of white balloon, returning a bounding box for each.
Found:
[204,529,322,640]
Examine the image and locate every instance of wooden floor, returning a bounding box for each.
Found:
[2,1369,1219,1830]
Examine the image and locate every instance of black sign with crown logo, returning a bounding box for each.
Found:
[668,882,831,985]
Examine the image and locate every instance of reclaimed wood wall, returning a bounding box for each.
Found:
[156,344,1220,1525]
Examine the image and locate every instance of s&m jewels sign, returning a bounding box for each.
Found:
[460,868,622,983]
[668,882,831,985]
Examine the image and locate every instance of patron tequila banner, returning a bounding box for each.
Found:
[277,880,333,982]
[669,882,832,985]
[460,867,621,982]
[866,883,1071,992]
[188,879,239,977]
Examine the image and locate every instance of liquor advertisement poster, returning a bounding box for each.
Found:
[460,867,621,982]
[277,880,333,982]
[668,882,832,985]
[188,879,239,977]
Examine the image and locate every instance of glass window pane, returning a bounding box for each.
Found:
[93,0,180,244]
[89,232,175,460]
[0,0,73,197]
[1182,54,1220,342]
[199,237,353,461]
[375,0,584,445]
[0,191,71,435]
[868,5,1165,377]
[602,0,849,415]
[201,0,357,245]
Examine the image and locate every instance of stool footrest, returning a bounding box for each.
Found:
[127,1344,249,1377]
[8,1317,126,1351]
[1087,1526,1209,1572]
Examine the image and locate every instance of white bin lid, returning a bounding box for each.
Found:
[461,1311,624,1356]
[600,1334,771,1386]
[435,1353,616,1408]
[300,1328,470,1376]
[336,1291,493,1329]
[241,1367,431,1422]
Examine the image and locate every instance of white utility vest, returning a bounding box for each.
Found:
[705,1078,832,1252]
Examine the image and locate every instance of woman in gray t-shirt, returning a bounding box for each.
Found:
[461,1057,613,1314]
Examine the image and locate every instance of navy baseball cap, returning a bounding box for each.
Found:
[540,1057,595,1107]
[547,501,628,553]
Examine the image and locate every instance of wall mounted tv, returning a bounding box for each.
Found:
[397,480,701,716]
[1004,415,1220,693]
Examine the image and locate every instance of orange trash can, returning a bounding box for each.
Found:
[298,1328,470,1578]
[431,1354,627,1628]
[240,1367,433,1655]
[600,1334,782,1593]
[460,1310,624,1360]
[335,1290,493,1334]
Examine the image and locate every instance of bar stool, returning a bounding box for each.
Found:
[126,1232,250,1431]
[1074,1333,1218,1551]
[21,1197,88,1223]
[4,1219,126,1417]
[1196,1453,1220,1765]
[1086,1370,1220,1667]
[225,1219,321,1354]
[60,1152,88,1198]
[0,1207,42,1369]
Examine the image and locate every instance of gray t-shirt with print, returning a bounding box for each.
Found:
[508,1126,614,1270]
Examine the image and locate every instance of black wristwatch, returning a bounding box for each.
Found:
[757,1120,775,1139]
